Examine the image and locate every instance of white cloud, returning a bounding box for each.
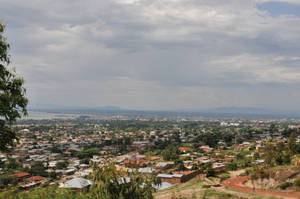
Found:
[1,0,300,110]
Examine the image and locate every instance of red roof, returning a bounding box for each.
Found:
[26,176,45,182]
[10,172,30,178]
[178,147,192,151]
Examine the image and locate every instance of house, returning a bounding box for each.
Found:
[148,156,161,161]
[10,172,30,182]
[60,178,93,190]
[172,170,201,182]
[155,162,173,169]
[157,170,200,184]
[212,163,226,173]
[25,176,45,183]
[255,159,264,165]
[138,167,156,174]
[20,176,47,189]
[178,147,192,153]
[157,174,184,184]
[199,146,213,153]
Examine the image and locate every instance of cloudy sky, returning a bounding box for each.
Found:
[1,0,300,110]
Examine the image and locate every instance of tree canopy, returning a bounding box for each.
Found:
[0,23,28,151]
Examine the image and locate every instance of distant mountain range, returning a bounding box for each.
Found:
[28,105,300,118]
[202,107,277,114]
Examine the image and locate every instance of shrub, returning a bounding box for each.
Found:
[226,163,238,171]
[279,182,292,190]
[294,178,300,187]
[76,148,100,159]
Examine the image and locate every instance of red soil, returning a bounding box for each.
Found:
[222,176,300,198]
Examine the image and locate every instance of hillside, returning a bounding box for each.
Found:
[154,177,258,199]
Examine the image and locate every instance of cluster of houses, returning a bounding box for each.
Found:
[2,120,300,192]
[9,172,47,189]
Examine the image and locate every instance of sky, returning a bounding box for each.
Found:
[1,0,300,111]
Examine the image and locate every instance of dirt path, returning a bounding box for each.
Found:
[222,176,300,199]
[212,186,255,199]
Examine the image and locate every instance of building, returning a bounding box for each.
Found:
[60,177,93,191]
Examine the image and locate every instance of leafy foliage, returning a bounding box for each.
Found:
[0,23,28,151]
[264,142,291,167]
[226,162,237,171]
[161,144,179,161]
[279,182,292,190]
[294,178,300,187]
[200,162,215,177]
[76,148,100,159]
[90,159,161,199]
[56,161,69,170]
[29,161,47,177]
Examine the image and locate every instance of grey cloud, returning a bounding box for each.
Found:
[1,0,300,109]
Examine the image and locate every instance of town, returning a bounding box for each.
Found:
[1,112,300,198]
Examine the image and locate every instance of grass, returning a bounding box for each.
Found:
[200,189,248,199]
[154,178,251,199]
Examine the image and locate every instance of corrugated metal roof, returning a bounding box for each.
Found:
[138,167,155,174]
[153,182,173,190]
[157,173,183,178]
[62,178,93,189]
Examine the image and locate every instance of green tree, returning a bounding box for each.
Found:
[0,23,28,151]
[30,161,47,177]
[76,148,100,159]
[294,178,300,187]
[0,175,18,189]
[161,144,179,161]
[253,152,260,160]
[56,161,69,170]
[200,162,215,177]
[288,132,297,155]
[175,159,185,171]
[5,158,20,169]
[50,146,63,154]
[264,143,276,166]
[226,162,238,171]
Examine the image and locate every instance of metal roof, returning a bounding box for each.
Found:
[62,178,93,189]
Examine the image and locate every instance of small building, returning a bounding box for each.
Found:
[178,147,192,153]
[60,178,93,191]
[157,174,184,184]
[199,146,213,153]
[138,167,156,174]
[157,170,200,184]
[10,172,30,182]
[212,163,226,173]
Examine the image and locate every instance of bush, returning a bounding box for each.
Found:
[161,145,179,161]
[0,175,18,189]
[80,158,90,164]
[56,161,69,170]
[294,178,300,187]
[279,182,292,190]
[30,161,47,177]
[76,148,100,159]
[226,163,238,171]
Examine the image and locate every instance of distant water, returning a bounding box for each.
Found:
[22,111,78,120]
